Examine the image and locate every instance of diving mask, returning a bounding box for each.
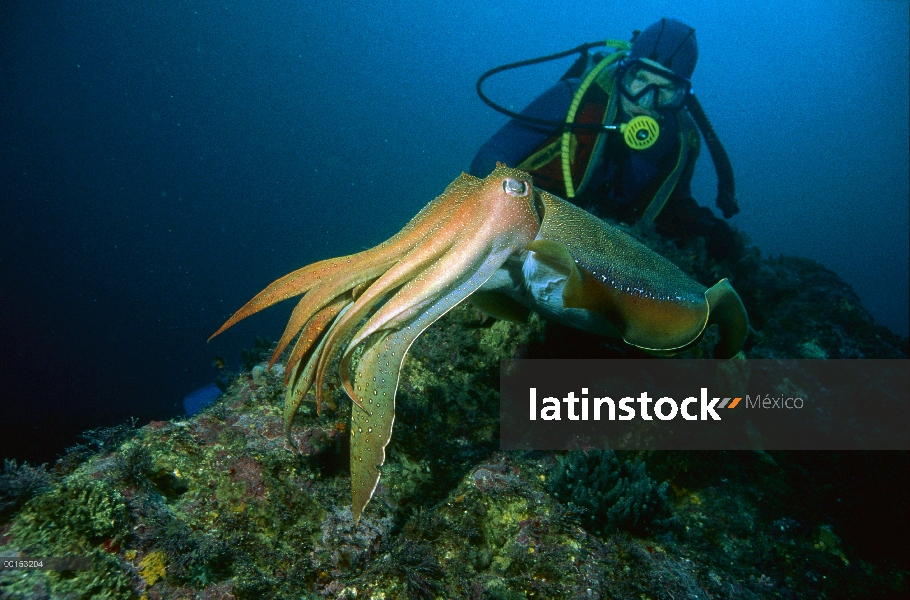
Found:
[619,58,691,112]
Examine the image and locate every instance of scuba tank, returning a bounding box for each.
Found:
[476,40,739,218]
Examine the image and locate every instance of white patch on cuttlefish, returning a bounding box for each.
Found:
[480,252,621,338]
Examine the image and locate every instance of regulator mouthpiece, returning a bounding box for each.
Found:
[619,115,659,150]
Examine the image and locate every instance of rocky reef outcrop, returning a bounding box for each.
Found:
[2,229,906,599]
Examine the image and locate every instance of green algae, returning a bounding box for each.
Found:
[4,476,133,598]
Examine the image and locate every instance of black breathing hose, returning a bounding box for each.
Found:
[476,42,612,132]
[686,94,739,218]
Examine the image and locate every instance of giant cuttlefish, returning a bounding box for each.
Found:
[210,164,747,521]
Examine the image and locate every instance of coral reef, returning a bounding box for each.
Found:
[1,227,907,598]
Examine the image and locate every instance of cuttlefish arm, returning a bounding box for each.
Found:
[480,189,748,357]
[347,240,523,520]
[210,165,541,521]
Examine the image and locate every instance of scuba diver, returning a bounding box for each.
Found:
[471,18,740,259]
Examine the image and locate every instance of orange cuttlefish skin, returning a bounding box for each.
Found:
[209,164,748,522]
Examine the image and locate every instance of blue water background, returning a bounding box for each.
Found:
[1,0,907,463]
[182,383,222,416]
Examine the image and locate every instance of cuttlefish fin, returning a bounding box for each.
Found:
[704,278,748,359]
[348,250,512,522]
[526,238,747,358]
[469,290,531,323]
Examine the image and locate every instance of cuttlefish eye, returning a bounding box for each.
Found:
[502,178,529,197]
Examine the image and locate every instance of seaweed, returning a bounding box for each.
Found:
[548,449,673,536]
[137,501,232,587]
[0,459,54,521]
[80,418,140,454]
[3,476,133,598]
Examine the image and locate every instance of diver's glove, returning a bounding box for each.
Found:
[716,188,740,219]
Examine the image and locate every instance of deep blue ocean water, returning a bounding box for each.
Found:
[1,0,907,464]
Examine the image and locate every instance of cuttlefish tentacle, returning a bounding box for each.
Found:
[209,172,484,368]
[310,220,461,409]
[285,293,353,381]
[283,295,353,431]
[329,207,526,405]
[268,270,377,369]
[348,237,524,521]
[341,239,523,405]
[348,215,528,352]
[309,171,539,411]
[207,256,347,338]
